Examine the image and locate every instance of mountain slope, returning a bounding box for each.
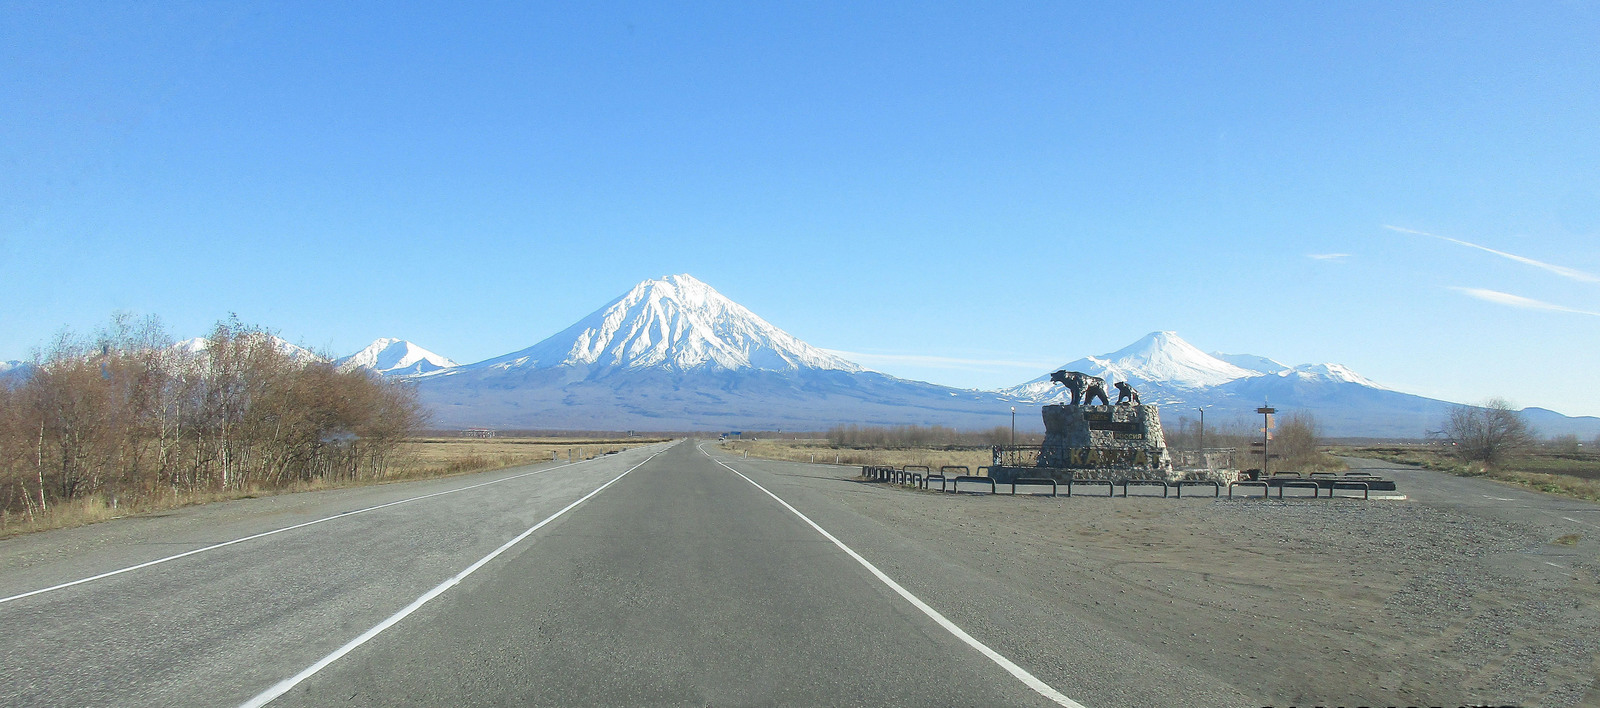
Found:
[416,274,1005,430]
[337,338,456,376]
[466,274,861,375]
[1210,352,1291,375]
[1000,331,1256,404]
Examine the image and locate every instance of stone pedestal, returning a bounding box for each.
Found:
[1036,403,1170,474]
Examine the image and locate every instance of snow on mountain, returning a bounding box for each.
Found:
[1274,363,1390,389]
[336,338,456,376]
[0,360,33,384]
[174,336,324,363]
[415,274,1018,431]
[1210,352,1291,375]
[1002,331,1257,402]
[455,274,863,375]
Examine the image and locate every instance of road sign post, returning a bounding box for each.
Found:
[1256,405,1277,476]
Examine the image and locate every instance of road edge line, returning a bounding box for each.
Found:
[700,446,1085,708]
[1,443,668,606]
[238,449,664,707]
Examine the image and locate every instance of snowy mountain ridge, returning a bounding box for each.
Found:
[174,336,323,362]
[336,338,457,376]
[452,274,863,375]
[1001,331,1261,402]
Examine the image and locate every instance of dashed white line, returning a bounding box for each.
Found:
[239,450,662,708]
[701,446,1085,708]
[0,444,665,606]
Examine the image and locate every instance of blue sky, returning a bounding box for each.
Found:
[4,2,1598,416]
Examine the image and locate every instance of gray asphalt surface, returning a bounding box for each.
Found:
[2,440,1095,707]
[270,440,1066,707]
[1,444,673,707]
[17,440,1584,706]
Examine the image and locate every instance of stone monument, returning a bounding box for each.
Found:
[988,371,1172,484]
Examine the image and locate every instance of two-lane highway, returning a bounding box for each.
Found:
[3,440,1117,707]
[264,440,1071,706]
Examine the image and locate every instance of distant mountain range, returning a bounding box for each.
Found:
[6,274,1596,438]
[408,274,1004,431]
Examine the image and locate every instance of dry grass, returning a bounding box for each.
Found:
[0,436,669,540]
[1341,445,1600,503]
[718,438,994,474]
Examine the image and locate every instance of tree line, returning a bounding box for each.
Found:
[0,314,426,524]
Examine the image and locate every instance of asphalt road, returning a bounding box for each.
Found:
[4,440,1133,707]
[11,440,1595,706]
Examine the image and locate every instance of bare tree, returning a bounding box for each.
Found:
[1274,411,1325,469]
[1441,398,1536,466]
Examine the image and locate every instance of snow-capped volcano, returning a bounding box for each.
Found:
[1002,331,1256,402]
[462,274,863,374]
[414,274,1010,430]
[336,338,456,376]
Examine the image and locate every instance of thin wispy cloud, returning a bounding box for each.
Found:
[1307,253,1350,261]
[1385,225,1600,283]
[824,349,1055,371]
[1449,287,1600,317]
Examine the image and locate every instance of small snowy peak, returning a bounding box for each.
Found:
[1278,363,1389,389]
[0,360,32,381]
[1001,332,1263,402]
[469,274,864,374]
[337,338,457,376]
[1210,352,1291,375]
[1097,332,1258,387]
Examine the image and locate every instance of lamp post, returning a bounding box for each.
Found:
[1010,407,1016,446]
[1195,407,1205,453]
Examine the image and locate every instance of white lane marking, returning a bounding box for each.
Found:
[1545,562,1566,568]
[1562,516,1599,529]
[0,444,667,606]
[240,450,662,708]
[700,447,1085,708]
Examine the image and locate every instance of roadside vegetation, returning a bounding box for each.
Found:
[0,312,664,539]
[719,425,1026,472]
[1338,399,1600,502]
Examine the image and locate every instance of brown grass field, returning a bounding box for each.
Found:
[1337,444,1600,502]
[717,438,995,473]
[0,436,669,540]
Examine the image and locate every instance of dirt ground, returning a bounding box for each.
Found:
[804,461,1600,707]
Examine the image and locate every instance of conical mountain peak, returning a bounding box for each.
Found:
[336,338,457,376]
[466,274,863,374]
[1095,331,1256,387]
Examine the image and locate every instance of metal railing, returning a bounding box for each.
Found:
[1009,478,1058,497]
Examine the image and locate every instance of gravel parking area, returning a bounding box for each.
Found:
[804,462,1600,707]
